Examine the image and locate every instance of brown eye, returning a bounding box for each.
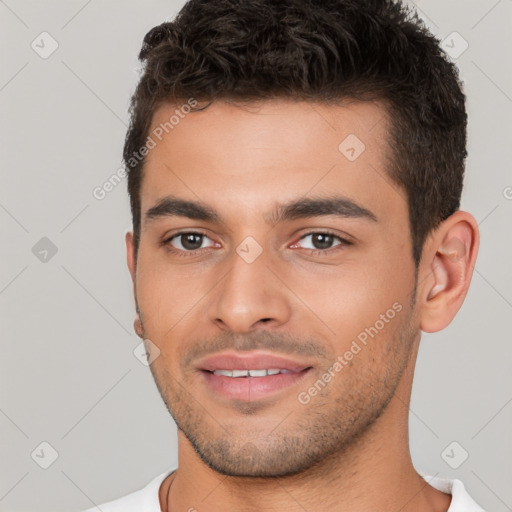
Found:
[311,233,335,249]
[298,232,344,251]
[168,232,214,251]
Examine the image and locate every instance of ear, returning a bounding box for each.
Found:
[418,211,479,333]
[125,231,143,338]
[125,230,136,282]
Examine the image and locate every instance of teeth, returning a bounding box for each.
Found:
[214,370,235,377]
[212,369,291,377]
[248,369,267,377]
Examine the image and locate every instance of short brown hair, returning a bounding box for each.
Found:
[124,0,467,265]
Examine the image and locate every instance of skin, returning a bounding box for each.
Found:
[125,99,479,512]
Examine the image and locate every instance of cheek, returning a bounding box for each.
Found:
[286,252,413,350]
[134,246,221,350]
[134,251,190,333]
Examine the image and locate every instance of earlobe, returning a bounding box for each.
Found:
[134,313,144,338]
[419,211,479,333]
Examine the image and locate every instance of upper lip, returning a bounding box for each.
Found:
[196,351,312,373]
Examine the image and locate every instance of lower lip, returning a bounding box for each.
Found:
[200,369,312,401]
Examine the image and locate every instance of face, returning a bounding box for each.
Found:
[127,99,419,477]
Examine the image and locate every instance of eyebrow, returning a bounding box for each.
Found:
[145,196,221,224]
[266,196,377,224]
[143,194,377,226]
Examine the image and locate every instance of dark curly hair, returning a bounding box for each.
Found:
[124,0,467,265]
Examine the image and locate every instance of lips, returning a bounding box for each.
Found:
[196,351,313,401]
[197,351,311,373]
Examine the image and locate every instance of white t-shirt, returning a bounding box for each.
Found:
[82,468,485,512]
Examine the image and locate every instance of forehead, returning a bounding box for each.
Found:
[140,99,406,225]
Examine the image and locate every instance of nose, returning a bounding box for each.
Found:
[208,246,292,333]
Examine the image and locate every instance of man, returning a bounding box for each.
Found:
[84,0,485,510]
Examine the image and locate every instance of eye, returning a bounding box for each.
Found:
[165,232,216,252]
[292,232,350,252]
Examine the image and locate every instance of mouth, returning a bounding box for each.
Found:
[196,351,314,401]
[209,368,300,377]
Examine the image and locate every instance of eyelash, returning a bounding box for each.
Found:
[161,230,352,257]
[161,230,216,258]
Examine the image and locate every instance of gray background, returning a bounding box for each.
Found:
[0,1,511,511]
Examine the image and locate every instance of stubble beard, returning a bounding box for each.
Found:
[142,306,418,479]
